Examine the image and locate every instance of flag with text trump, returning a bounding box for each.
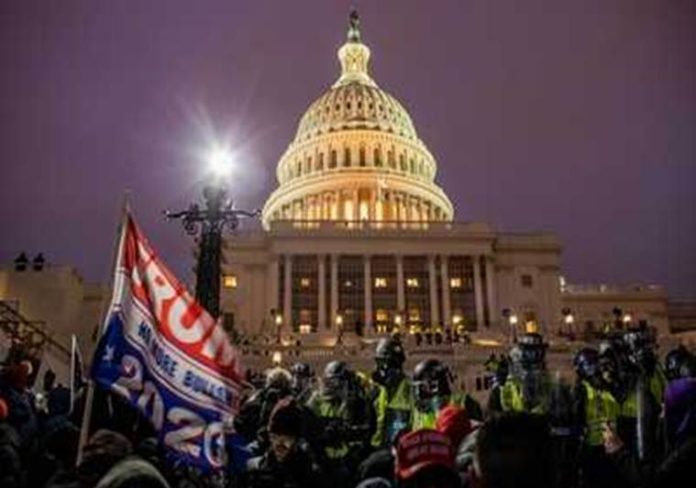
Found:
[91,212,244,470]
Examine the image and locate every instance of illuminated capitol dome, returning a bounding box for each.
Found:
[262,11,453,227]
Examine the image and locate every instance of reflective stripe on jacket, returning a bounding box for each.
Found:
[582,380,620,446]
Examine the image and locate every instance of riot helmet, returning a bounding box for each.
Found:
[290,362,314,394]
[624,327,656,371]
[374,336,406,386]
[574,348,601,382]
[518,333,547,370]
[322,360,350,399]
[665,346,696,381]
[413,359,452,410]
[265,367,292,393]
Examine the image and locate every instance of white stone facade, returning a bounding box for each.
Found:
[221,221,563,341]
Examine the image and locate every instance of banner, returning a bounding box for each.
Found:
[91,213,244,470]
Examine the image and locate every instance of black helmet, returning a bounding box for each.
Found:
[265,367,292,392]
[665,346,696,381]
[518,333,546,368]
[375,337,406,368]
[574,348,600,380]
[374,337,406,386]
[413,359,452,405]
[323,360,350,399]
[291,362,313,378]
[624,327,655,368]
[290,362,314,394]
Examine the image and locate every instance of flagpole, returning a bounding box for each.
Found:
[76,192,131,466]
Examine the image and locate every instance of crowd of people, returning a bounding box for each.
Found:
[1,325,695,488]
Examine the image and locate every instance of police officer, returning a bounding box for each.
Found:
[290,362,315,403]
[411,359,482,430]
[306,361,374,478]
[370,336,413,447]
[488,333,550,414]
[664,346,696,381]
[234,367,293,445]
[621,326,667,461]
[573,348,620,447]
[573,347,622,488]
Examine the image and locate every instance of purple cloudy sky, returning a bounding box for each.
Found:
[1,0,694,298]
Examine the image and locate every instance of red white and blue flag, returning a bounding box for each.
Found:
[91,212,244,470]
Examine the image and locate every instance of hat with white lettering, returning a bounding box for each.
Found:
[395,429,455,481]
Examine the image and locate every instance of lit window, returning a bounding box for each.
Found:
[374,277,388,288]
[344,280,353,288]
[376,309,388,322]
[521,274,533,288]
[525,321,538,334]
[450,277,462,289]
[223,275,237,288]
[299,324,312,334]
[406,278,419,288]
[408,308,421,322]
[300,278,311,288]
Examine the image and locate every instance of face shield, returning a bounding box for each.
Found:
[322,374,347,400]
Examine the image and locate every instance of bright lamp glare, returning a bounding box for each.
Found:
[207,146,234,178]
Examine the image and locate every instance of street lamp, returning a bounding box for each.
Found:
[394,313,403,333]
[509,312,519,343]
[335,313,345,346]
[165,148,259,319]
[274,311,283,344]
[561,307,574,336]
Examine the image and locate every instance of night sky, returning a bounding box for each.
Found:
[1,1,694,298]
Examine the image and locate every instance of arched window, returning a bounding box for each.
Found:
[409,159,415,174]
[343,148,351,167]
[388,150,395,168]
[399,154,406,171]
[359,147,366,167]
[317,153,324,171]
[374,148,382,167]
[330,150,337,168]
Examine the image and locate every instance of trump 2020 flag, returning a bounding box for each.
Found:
[91,212,244,470]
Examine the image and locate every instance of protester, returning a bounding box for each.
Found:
[1,315,690,488]
[475,413,553,488]
[394,429,460,488]
[244,397,322,488]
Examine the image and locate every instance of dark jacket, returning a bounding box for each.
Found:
[244,443,322,488]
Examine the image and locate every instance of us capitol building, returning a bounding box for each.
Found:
[218,12,671,346]
[0,13,690,384]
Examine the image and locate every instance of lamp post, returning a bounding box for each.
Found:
[274,311,283,344]
[335,313,344,345]
[165,151,258,319]
[561,307,574,337]
[394,312,403,334]
[502,308,519,343]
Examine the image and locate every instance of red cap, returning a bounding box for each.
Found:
[395,429,454,480]
[436,404,472,448]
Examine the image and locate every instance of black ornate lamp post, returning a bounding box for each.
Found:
[165,183,258,319]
